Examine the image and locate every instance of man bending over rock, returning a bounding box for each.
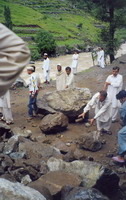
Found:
[78,91,112,138]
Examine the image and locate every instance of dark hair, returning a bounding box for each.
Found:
[116,90,126,100]
[65,67,71,71]
[99,90,107,98]
[31,65,36,72]
[113,66,120,71]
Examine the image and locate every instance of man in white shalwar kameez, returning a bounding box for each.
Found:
[43,53,50,84]
[104,66,123,122]
[79,91,112,136]
[0,91,13,124]
[99,48,105,68]
[97,47,101,67]
[71,51,79,75]
[65,67,75,88]
[56,64,66,91]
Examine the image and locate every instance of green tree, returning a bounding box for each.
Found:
[35,29,56,55]
[91,0,126,63]
[69,0,126,63]
[4,6,13,30]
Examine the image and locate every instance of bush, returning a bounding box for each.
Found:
[31,48,41,61]
[35,29,56,55]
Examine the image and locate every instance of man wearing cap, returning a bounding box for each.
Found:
[43,53,50,84]
[104,66,123,122]
[26,66,40,119]
[56,64,66,91]
[112,90,126,163]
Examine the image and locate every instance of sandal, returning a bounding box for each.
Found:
[112,156,125,163]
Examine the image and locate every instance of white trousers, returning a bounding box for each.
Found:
[112,107,119,121]
[72,68,77,75]
[96,118,112,132]
[99,59,105,68]
[44,70,50,82]
[2,107,13,122]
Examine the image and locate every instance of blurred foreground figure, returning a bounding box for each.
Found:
[0,23,30,96]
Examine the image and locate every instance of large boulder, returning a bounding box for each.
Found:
[61,186,109,200]
[47,157,119,196]
[78,133,102,152]
[37,88,91,118]
[29,171,81,196]
[0,178,46,200]
[39,112,68,134]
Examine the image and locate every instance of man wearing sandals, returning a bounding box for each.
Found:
[78,91,112,137]
[112,90,126,163]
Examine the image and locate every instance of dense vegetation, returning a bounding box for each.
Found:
[1,0,126,60]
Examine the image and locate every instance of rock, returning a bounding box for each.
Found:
[12,127,32,138]
[0,122,12,138]
[0,178,46,199]
[39,161,49,175]
[3,135,19,154]
[47,157,119,196]
[39,112,68,134]
[73,149,85,160]
[52,139,69,154]
[0,142,5,153]
[37,88,91,118]
[28,183,53,200]
[1,155,13,170]
[0,174,16,182]
[10,152,26,160]
[19,140,62,162]
[12,76,25,88]
[21,175,32,185]
[30,171,81,196]
[78,133,102,152]
[61,186,109,200]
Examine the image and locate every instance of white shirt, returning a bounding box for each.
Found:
[56,71,66,91]
[84,92,112,122]
[43,58,50,71]
[72,54,79,68]
[66,73,75,88]
[27,72,40,94]
[106,74,123,108]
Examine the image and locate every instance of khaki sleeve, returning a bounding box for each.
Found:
[0,23,30,96]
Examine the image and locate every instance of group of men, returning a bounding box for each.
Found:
[79,66,126,163]
[42,51,79,84]
[1,23,126,164]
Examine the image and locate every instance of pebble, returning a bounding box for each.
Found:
[66,143,71,147]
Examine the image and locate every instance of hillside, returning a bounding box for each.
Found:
[0,0,102,50]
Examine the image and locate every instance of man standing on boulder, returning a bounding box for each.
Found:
[42,53,50,84]
[78,91,112,137]
[104,66,123,123]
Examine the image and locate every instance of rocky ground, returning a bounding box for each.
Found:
[1,55,126,200]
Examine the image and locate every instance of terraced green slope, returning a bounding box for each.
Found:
[0,0,102,48]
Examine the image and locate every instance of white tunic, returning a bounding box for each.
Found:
[97,51,101,65]
[0,91,11,109]
[43,58,50,81]
[106,74,123,108]
[66,73,75,88]
[99,50,105,68]
[84,92,112,122]
[27,72,40,94]
[56,71,66,91]
[71,54,79,69]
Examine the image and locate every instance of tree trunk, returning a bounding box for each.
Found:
[109,3,115,63]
